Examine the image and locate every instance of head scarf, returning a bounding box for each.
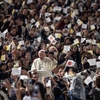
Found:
[69,76,86,100]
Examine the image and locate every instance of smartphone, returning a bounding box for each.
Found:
[33,85,39,96]
[45,77,50,83]
[9,89,16,99]
[24,79,28,86]
[28,79,33,86]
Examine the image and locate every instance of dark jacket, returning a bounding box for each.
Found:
[93,88,100,100]
[0,72,9,80]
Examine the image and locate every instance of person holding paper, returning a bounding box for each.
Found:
[31,49,58,75]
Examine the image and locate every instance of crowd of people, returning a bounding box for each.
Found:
[0,0,100,100]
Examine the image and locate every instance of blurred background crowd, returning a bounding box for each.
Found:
[0,0,100,100]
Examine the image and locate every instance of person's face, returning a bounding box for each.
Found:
[29,28,37,37]
[74,25,78,31]
[41,43,46,50]
[83,31,88,38]
[25,53,31,59]
[73,4,77,9]
[89,44,93,50]
[58,0,65,4]
[84,13,88,18]
[95,47,99,54]
[83,46,87,52]
[19,49,25,56]
[32,74,39,82]
[30,4,36,9]
[90,20,95,25]
[93,4,98,10]
[12,53,18,60]
[64,18,68,24]
[23,8,28,15]
[38,51,45,60]
[95,11,100,17]
[13,40,18,46]
[11,28,17,35]
[7,62,13,69]
[1,65,7,71]
[65,39,69,44]
[72,46,77,52]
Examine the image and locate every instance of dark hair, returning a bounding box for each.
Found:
[35,82,46,100]
[30,72,38,78]
[0,62,6,68]
[52,86,62,98]
[96,75,100,88]
[83,62,90,69]
[32,72,38,75]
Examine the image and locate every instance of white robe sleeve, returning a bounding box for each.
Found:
[50,58,58,70]
[31,60,37,71]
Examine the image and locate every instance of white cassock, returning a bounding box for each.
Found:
[31,57,57,79]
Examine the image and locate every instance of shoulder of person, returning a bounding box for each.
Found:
[45,57,51,61]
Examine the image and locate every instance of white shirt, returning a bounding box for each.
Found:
[31,57,57,72]
[23,96,39,100]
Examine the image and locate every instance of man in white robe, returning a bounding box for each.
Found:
[31,50,58,78]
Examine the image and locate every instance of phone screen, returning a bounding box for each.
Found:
[9,89,16,99]
[33,85,39,96]
[45,77,50,83]
[24,79,28,86]
[28,79,33,86]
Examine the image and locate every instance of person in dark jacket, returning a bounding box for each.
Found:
[92,75,100,100]
[53,86,64,100]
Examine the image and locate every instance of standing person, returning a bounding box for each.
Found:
[92,75,100,100]
[31,49,58,75]
[68,76,86,100]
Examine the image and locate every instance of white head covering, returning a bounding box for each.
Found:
[69,76,86,100]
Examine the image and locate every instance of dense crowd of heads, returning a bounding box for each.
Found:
[0,0,100,100]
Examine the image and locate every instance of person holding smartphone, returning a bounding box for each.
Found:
[23,85,43,100]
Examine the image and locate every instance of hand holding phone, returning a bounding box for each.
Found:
[33,85,39,96]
